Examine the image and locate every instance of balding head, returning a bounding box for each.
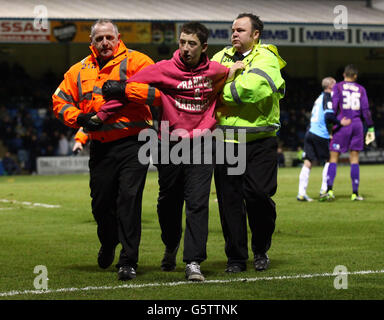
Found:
[90,19,120,61]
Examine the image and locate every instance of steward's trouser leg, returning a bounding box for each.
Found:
[89,142,119,250]
[89,137,148,269]
[214,137,278,267]
[214,159,248,268]
[243,137,277,255]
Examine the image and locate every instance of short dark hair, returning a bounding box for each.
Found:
[180,22,209,45]
[236,13,264,36]
[344,64,358,78]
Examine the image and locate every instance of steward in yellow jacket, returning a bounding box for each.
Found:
[212,13,286,274]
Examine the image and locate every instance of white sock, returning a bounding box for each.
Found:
[320,162,329,194]
[298,166,310,196]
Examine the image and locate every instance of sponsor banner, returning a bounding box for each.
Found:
[179,23,384,47]
[50,21,151,43]
[204,23,232,45]
[298,25,352,46]
[37,156,156,174]
[176,23,231,45]
[357,27,384,47]
[37,156,89,175]
[152,22,176,44]
[1,20,384,47]
[0,20,50,43]
[262,25,296,45]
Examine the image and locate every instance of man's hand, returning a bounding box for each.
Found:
[228,61,245,81]
[102,80,126,100]
[365,128,375,145]
[76,113,103,131]
[72,141,83,155]
[340,117,351,127]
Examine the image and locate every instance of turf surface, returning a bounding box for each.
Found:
[0,165,383,301]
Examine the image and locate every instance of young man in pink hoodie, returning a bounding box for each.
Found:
[94,22,243,281]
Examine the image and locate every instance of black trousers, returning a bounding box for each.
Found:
[89,136,148,269]
[214,137,278,268]
[155,141,213,264]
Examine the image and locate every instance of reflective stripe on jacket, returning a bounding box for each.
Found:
[212,42,286,142]
[52,41,154,143]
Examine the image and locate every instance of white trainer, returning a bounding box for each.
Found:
[185,262,205,281]
[296,194,313,202]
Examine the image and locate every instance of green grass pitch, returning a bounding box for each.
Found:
[0,164,383,300]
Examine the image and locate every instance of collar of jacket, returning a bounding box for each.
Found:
[223,41,286,70]
[88,40,128,67]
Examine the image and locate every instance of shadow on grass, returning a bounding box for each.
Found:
[202,258,286,277]
[65,256,287,281]
[66,264,114,272]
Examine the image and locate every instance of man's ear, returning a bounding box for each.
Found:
[253,30,260,42]
[201,42,208,53]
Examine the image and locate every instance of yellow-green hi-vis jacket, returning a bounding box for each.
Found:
[212,41,287,143]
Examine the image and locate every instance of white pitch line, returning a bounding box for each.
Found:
[0,199,61,209]
[1,269,383,298]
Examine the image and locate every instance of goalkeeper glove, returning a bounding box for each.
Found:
[102,80,126,100]
[365,127,375,145]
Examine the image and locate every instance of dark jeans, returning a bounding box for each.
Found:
[155,139,213,264]
[89,136,149,269]
[214,137,278,267]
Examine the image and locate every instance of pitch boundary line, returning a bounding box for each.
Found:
[0,199,61,209]
[1,269,383,298]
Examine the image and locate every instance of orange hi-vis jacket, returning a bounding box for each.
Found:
[74,128,89,145]
[52,41,156,143]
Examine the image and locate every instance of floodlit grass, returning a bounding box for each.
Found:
[0,165,383,300]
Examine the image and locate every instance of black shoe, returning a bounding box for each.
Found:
[97,246,116,269]
[254,253,270,271]
[225,264,246,273]
[161,245,179,271]
[118,266,136,281]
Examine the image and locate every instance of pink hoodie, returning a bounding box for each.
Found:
[98,49,229,139]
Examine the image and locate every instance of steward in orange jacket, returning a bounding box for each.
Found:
[52,19,157,281]
[52,35,157,143]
